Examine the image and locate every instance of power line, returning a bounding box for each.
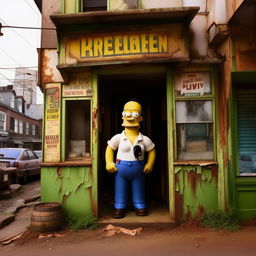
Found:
[0,66,37,69]
[24,0,40,16]
[0,72,43,97]
[0,18,38,48]
[0,48,22,66]
[1,25,55,31]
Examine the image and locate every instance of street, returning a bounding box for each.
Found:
[1,223,256,256]
[0,179,256,256]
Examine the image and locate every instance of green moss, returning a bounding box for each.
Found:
[66,214,99,231]
[200,209,240,231]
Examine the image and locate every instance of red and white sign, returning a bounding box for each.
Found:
[180,73,206,96]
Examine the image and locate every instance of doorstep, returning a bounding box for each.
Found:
[99,207,177,228]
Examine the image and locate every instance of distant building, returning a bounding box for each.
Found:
[0,85,42,149]
[13,68,37,106]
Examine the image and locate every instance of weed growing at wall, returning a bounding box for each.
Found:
[67,214,99,231]
[200,209,240,231]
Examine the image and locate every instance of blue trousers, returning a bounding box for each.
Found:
[114,160,146,210]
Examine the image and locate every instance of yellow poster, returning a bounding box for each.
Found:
[44,83,61,162]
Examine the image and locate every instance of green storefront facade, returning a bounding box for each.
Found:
[39,1,256,224]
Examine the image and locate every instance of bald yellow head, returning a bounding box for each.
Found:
[122,101,143,128]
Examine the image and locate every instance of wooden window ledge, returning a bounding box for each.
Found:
[41,158,92,167]
[173,161,218,167]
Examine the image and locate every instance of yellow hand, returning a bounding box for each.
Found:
[105,145,117,173]
[143,148,156,174]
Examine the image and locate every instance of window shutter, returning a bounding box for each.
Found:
[237,89,256,173]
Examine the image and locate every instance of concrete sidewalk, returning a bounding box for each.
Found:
[0,180,40,241]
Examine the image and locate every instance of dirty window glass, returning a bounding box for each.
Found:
[175,72,211,96]
[66,100,91,160]
[83,0,107,12]
[175,100,214,160]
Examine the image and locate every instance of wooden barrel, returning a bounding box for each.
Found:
[30,202,63,232]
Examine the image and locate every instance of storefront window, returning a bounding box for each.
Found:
[66,100,91,160]
[175,72,214,161]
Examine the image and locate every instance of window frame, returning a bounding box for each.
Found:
[173,70,216,162]
[61,97,92,162]
[82,0,107,12]
[0,111,6,131]
[19,120,23,134]
[14,119,19,133]
[31,124,36,136]
[26,122,29,135]
[233,87,256,177]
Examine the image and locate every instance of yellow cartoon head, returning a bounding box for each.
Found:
[122,101,143,128]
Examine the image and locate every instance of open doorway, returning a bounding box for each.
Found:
[98,70,169,221]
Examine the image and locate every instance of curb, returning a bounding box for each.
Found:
[0,194,41,229]
[0,184,22,200]
[0,214,15,228]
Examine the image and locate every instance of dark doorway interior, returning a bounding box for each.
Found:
[98,71,168,218]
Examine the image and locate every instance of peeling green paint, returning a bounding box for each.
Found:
[175,166,218,220]
[41,166,92,217]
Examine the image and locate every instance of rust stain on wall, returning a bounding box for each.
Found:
[57,167,62,176]
[175,192,183,221]
[187,170,198,196]
[92,108,98,130]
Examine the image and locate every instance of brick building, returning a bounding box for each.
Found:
[0,85,42,149]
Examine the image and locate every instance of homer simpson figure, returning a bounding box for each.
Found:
[105,100,156,218]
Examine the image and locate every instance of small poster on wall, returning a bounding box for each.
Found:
[44,83,61,162]
[175,72,211,96]
[62,72,92,97]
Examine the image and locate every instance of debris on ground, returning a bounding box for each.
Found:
[38,232,66,239]
[0,231,25,246]
[102,224,142,237]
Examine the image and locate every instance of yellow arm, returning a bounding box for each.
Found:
[143,148,156,174]
[105,145,117,173]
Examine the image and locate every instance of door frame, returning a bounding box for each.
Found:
[95,64,173,219]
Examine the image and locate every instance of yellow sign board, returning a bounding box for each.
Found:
[80,32,167,58]
[44,83,61,162]
[63,24,187,65]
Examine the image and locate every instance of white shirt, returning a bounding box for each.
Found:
[107,131,155,161]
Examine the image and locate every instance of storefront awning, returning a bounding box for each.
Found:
[51,7,200,28]
[23,138,42,143]
[13,139,24,145]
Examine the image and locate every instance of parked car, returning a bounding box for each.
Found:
[34,150,42,160]
[0,148,41,184]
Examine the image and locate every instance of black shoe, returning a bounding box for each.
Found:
[135,208,148,216]
[112,209,126,219]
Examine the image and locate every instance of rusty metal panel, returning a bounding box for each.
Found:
[234,29,256,71]
[61,24,188,66]
[189,15,209,58]
[227,0,244,22]
[41,49,64,85]
[41,0,60,48]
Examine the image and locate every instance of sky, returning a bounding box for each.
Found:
[0,0,43,104]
